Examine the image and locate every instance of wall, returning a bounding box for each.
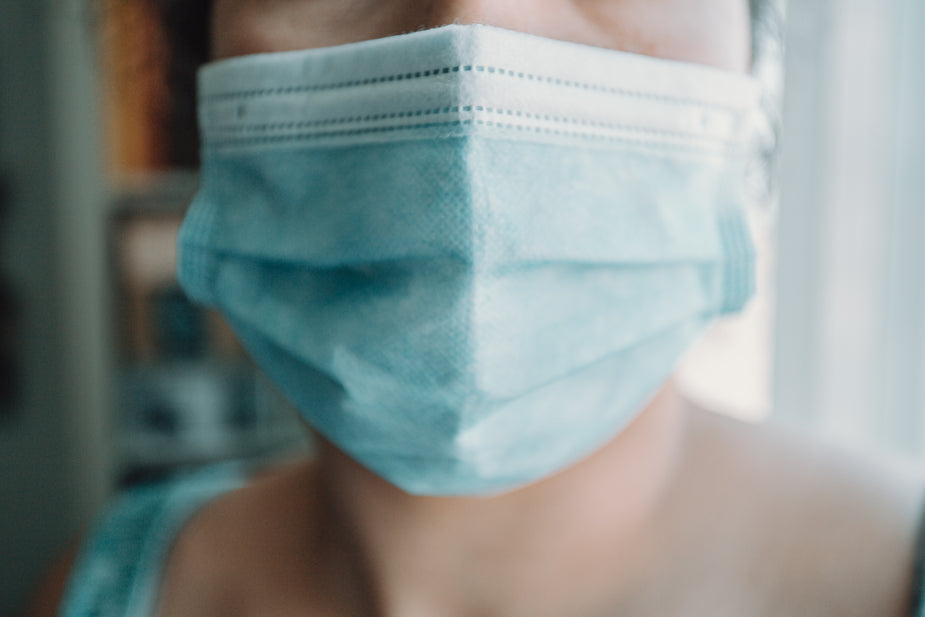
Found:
[774,0,925,457]
[0,0,112,611]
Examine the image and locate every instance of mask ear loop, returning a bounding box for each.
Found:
[176,191,221,307]
[716,176,757,315]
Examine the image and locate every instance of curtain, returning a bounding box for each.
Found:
[773,0,925,459]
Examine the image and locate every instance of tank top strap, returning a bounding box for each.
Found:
[912,498,925,617]
[59,462,249,617]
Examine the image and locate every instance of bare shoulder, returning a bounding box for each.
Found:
[683,407,925,617]
[156,458,323,617]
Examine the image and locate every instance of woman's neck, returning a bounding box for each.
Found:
[310,380,689,617]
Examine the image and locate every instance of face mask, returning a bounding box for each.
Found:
[178,24,759,496]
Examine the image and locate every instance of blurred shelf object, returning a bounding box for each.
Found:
[100,0,308,482]
[119,361,305,470]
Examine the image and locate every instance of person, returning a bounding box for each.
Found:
[25,1,925,616]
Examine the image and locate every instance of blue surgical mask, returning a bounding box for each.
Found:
[178,24,759,496]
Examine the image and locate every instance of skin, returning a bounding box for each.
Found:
[25,2,924,616]
[153,6,925,614]
[209,0,752,72]
[151,392,924,617]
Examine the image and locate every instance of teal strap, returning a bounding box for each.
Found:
[717,205,756,315]
[913,502,925,617]
[59,463,248,617]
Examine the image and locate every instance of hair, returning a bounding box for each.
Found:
[151,0,781,172]
[152,0,213,166]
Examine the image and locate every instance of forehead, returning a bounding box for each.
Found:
[211,0,752,73]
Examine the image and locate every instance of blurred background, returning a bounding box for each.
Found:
[1,0,923,612]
